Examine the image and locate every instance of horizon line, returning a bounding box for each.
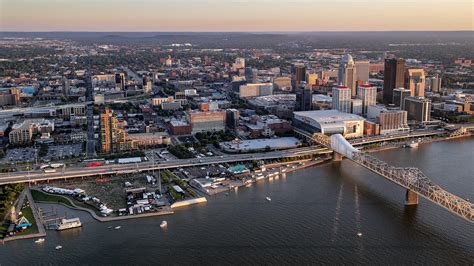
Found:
[1,30,473,34]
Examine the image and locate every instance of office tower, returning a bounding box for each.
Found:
[332,85,351,113]
[405,68,426,97]
[355,60,370,84]
[295,84,312,111]
[338,54,357,97]
[383,58,405,104]
[357,84,377,115]
[392,88,411,109]
[100,108,135,153]
[404,97,431,123]
[430,74,442,93]
[379,110,409,134]
[305,72,318,87]
[291,64,306,88]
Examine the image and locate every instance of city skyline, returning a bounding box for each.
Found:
[1,0,473,32]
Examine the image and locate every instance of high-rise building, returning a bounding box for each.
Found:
[405,68,426,97]
[100,108,136,153]
[404,97,431,123]
[357,84,377,115]
[305,72,318,87]
[355,60,370,84]
[429,74,442,93]
[379,110,409,134]
[332,85,352,113]
[383,58,405,104]
[291,64,306,88]
[338,54,357,97]
[392,88,411,109]
[295,84,312,111]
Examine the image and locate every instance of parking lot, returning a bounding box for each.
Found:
[44,144,83,161]
[2,148,37,163]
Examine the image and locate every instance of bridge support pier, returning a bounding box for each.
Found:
[405,189,419,206]
[332,152,343,162]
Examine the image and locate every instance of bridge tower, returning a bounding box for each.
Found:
[405,189,419,206]
[332,152,343,162]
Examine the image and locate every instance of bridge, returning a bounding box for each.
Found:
[312,133,474,223]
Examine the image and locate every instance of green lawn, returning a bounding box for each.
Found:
[31,190,74,208]
[15,205,38,236]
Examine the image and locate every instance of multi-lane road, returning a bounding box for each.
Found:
[0,147,331,185]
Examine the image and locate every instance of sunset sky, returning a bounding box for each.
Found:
[1,0,472,32]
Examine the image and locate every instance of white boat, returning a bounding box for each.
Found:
[56,218,82,231]
[408,142,419,148]
[357,232,363,237]
[160,221,167,228]
[266,197,272,202]
[55,245,62,250]
[114,226,121,230]
[35,238,45,244]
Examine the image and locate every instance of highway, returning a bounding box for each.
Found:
[0,147,331,185]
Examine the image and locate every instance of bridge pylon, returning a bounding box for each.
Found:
[332,152,343,162]
[405,189,419,206]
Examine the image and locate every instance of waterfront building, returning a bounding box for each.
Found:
[293,110,365,138]
[332,85,351,113]
[100,108,136,153]
[383,58,405,104]
[405,68,426,97]
[404,97,432,123]
[357,84,377,115]
[338,54,357,96]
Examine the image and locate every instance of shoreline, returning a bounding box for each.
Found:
[3,134,470,244]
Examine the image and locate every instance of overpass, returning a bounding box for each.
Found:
[313,133,474,223]
[0,147,331,185]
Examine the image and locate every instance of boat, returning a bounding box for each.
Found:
[160,221,167,228]
[408,142,419,148]
[266,197,272,202]
[56,218,82,231]
[35,238,45,244]
[357,232,363,237]
[114,226,121,230]
[55,245,62,250]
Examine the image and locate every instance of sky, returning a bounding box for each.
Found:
[1,0,473,32]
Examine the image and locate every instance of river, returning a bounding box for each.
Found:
[1,138,473,264]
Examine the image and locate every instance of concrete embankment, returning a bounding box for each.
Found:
[170,197,207,209]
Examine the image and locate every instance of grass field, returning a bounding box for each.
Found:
[15,205,38,236]
[31,190,74,208]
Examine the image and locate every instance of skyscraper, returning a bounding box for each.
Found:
[357,83,377,115]
[355,60,370,84]
[332,85,351,113]
[291,64,306,88]
[405,68,426,97]
[338,54,357,97]
[383,58,405,104]
[295,84,312,111]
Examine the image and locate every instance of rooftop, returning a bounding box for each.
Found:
[294,110,364,124]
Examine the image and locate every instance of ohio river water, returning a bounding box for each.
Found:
[1,138,473,264]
